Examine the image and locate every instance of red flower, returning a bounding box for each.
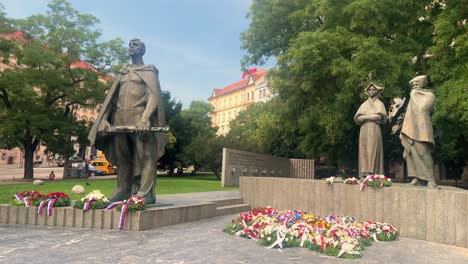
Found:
[46,192,70,199]
[18,190,45,201]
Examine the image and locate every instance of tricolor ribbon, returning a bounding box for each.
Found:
[83,198,96,212]
[106,201,128,230]
[37,197,58,216]
[119,204,129,230]
[47,198,57,216]
[14,193,31,207]
[38,200,48,215]
[105,201,125,210]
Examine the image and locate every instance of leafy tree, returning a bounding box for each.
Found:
[241,0,466,175]
[181,101,219,175]
[0,0,126,179]
[429,0,468,178]
[158,91,184,175]
[226,99,302,158]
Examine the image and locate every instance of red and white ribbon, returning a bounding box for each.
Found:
[359,174,390,191]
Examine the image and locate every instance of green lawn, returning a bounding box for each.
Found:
[0,174,237,204]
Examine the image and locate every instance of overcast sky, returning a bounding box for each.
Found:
[1,0,270,107]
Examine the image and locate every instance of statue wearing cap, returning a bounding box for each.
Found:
[400,75,437,188]
[354,83,387,178]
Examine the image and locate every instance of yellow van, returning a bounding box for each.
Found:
[90,155,117,175]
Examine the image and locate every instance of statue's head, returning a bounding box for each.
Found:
[128,38,146,58]
[409,75,428,90]
[365,83,384,98]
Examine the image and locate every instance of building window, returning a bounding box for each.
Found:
[247,93,249,101]
[224,99,226,108]
[222,113,225,122]
[235,96,238,105]
[241,94,244,103]
[229,98,232,106]
[251,91,254,101]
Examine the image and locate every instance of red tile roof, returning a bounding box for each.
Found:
[2,31,100,72]
[2,31,28,43]
[210,69,267,98]
[70,61,95,70]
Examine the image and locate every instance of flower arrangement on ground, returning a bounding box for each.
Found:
[9,190,45,207]
[224,207,398,259]
[73,190,110,211]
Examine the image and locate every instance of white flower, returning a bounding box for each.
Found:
[267,237,271,241]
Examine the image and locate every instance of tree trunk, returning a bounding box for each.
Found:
[63,159,71,179]
[23,143,34,180]
[23,137,40,180]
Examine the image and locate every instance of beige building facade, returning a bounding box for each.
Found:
[208,69,271,135]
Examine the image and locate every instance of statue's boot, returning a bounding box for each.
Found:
[427,181,438,188]
[409,178,419,186]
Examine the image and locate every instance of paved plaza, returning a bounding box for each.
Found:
[1,191,467,264]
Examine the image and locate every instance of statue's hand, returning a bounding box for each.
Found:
[367,114,381,121]
[97,120,111,132]
[136,119,151,133]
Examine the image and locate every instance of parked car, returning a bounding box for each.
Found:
[87,164,106,176]
[74,163,106,176]
[90,158,117,175]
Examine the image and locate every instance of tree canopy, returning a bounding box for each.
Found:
[0,0,127,179]
[240,0,467,175]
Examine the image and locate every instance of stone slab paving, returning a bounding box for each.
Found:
[1,213,467,264]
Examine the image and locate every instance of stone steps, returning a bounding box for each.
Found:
[216,203,251,216]
[209,197,244,207]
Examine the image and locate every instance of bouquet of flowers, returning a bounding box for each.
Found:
[45,192,71,207]
[343,177,359,185]
[363,175,392,188]
[9,190,45,207]
[105,195,147,230]
[224,207,399,259]
[73,190,110,211]
[117,196,146,211]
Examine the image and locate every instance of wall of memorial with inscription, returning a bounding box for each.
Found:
[221,148,314,187]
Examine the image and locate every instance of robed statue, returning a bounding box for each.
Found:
[400,75,437,188]
[89,39,168,204]
[354,83,387,178]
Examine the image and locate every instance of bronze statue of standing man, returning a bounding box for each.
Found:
[400,75,437,188]
[89,39,168,203]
